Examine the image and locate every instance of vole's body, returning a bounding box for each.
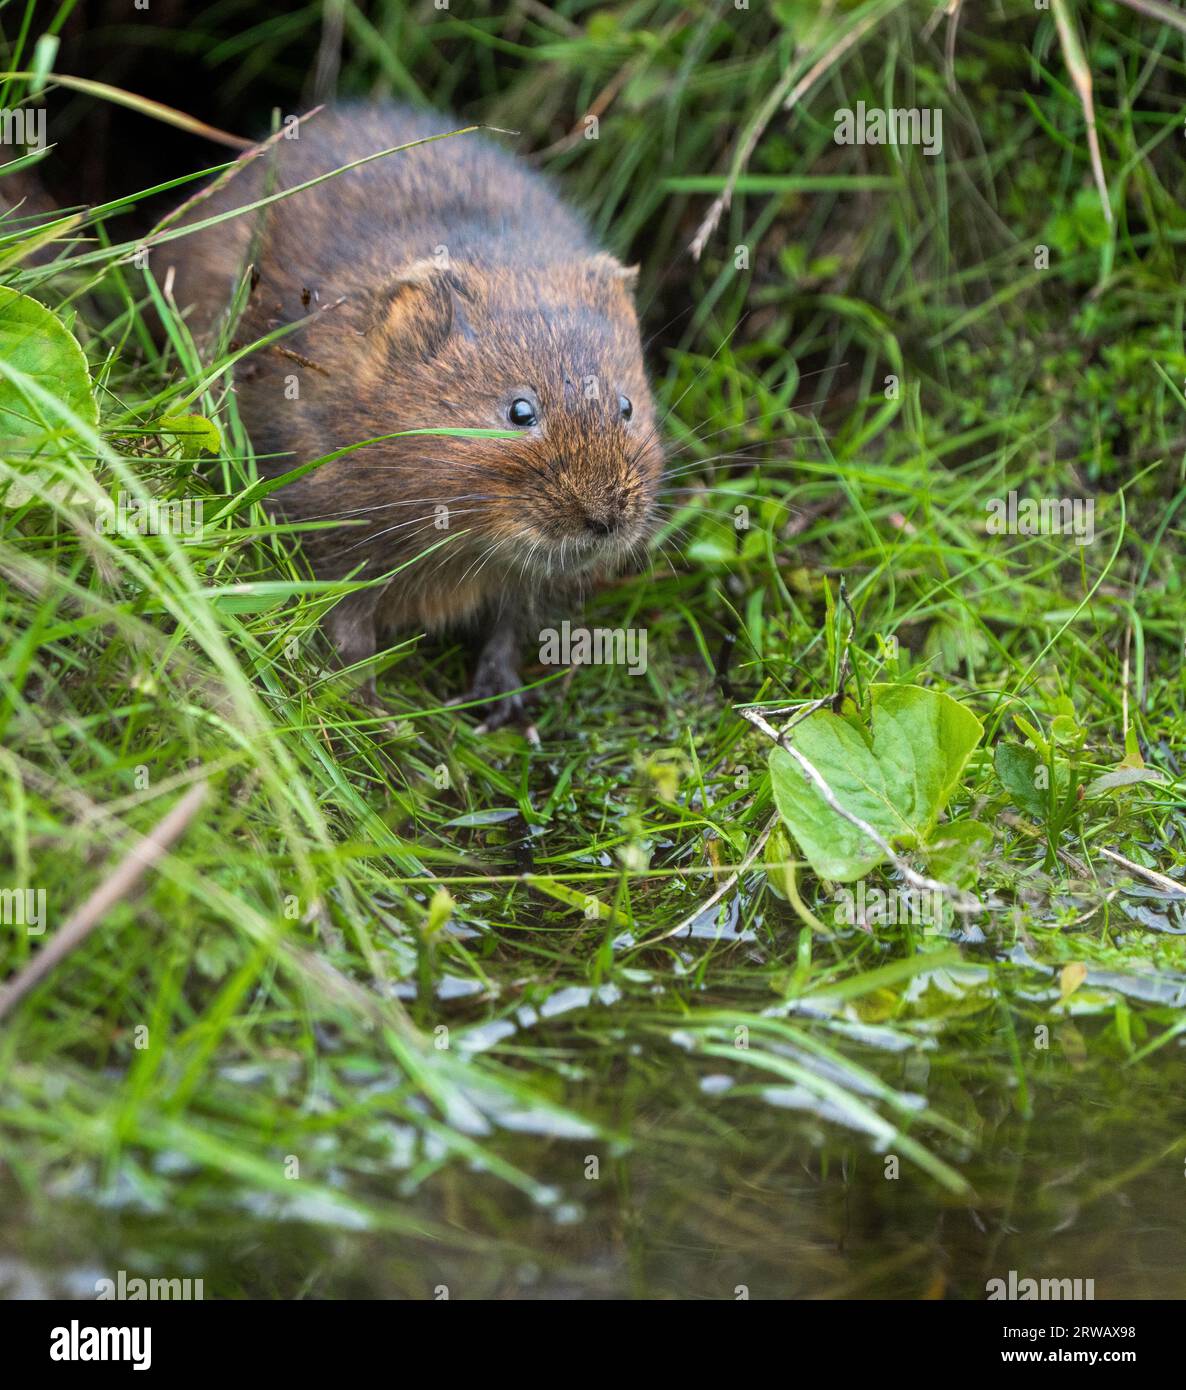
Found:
[166,106,663,719]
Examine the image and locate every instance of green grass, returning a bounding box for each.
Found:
[1,0,1185,1297]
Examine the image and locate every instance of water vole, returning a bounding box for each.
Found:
[165,105,664,724]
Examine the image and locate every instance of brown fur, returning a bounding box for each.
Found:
[163,105,664,704]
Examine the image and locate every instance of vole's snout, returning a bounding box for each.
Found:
[584,513,617,537]
[522,458,654,576]
[583,482,633,537]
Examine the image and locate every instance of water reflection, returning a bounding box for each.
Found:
[4,1034,1183,1300]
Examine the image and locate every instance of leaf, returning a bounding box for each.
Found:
[768,684,983,883]
[764,823,797,901]
[686,534,737,567]
[0,286,98,460]
[923,821,994,888]
[423,888,455,940]
[443,808,519,828]
[1012,714,1049,759]
[1059,962,1087,1003]
[200,578,373,613]
[31,36,59,94]
[1050,712,1084,749]
[524,874,629,927]
[1084,767,1165,796]
[158,413,221,458]
[1118,723,1144,770]
[994,742,1047,819]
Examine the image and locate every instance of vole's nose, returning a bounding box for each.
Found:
[583,485,630,537]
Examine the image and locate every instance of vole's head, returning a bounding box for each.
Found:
[367,252,663,581]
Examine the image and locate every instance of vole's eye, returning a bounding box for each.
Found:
[508,398,538,428]
[619,395,633,421]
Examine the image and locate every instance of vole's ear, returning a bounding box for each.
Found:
[372,258,475,358]
[585,252,640,294]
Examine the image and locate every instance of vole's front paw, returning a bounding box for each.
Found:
[456,667,525,733]
[447,612,537,736]
[454,652,530,732]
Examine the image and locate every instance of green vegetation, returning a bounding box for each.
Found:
[1,0,1184,1297]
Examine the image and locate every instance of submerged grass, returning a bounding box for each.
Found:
[1,0,1185,1295]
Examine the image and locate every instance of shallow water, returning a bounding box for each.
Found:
[4,1010,1184,1300]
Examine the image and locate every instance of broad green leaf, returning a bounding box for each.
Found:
[158,413,221,458]
[1050,712,1085,749]
[0,286,97,460]
[994,742,1047,819]
[769,684,983,883]
[924,821,994,888]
